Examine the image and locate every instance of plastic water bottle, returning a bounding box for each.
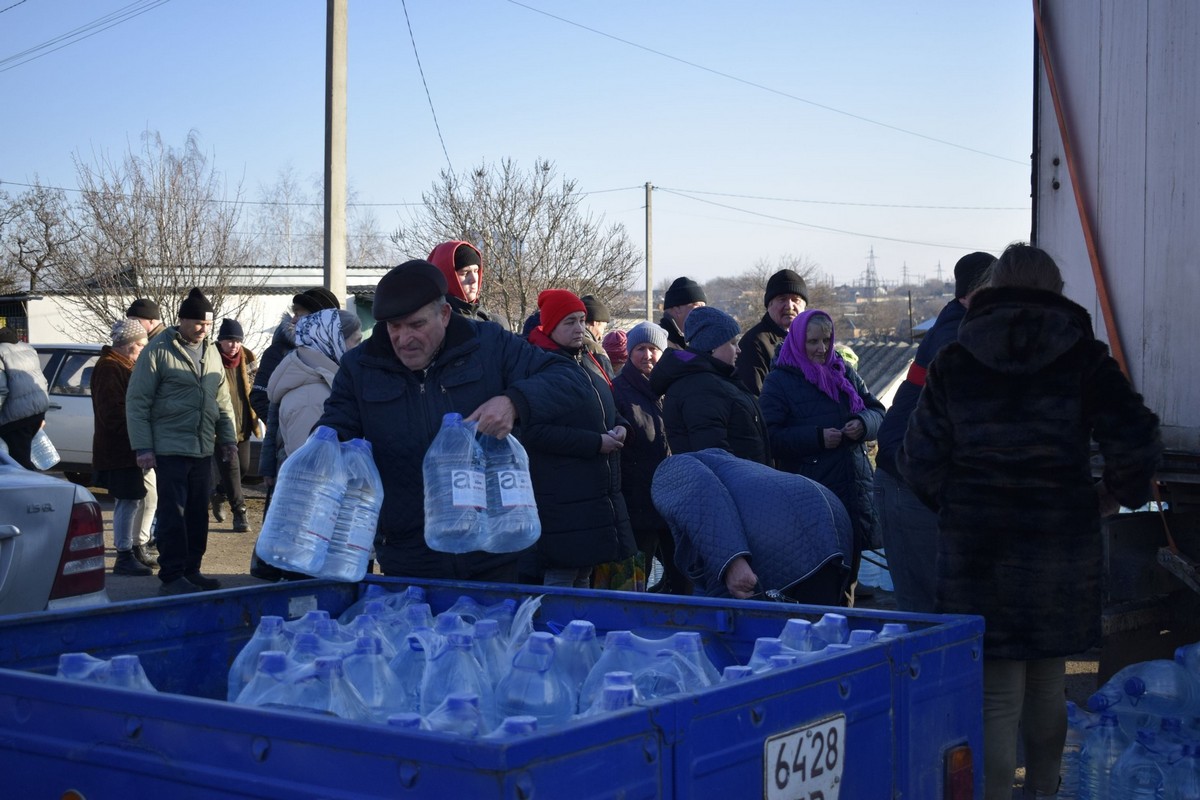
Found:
[813,613,849,647]
[287,656,370,721]
[1080,711,1130,800]
[633,648,709,700]
[494,632,575,729]
[578,684,636,718]
[29,428,60,470]
[1122,659,1200,717]
[1176,641,1200,675]
[779,619,815,652]
[472,618,509,687]
[425,692,484,737]
[313,618,357,656]
[555,620,602,694]
[485,715,540,738]
[671,631,720,686]
[847,629,879,647]
[106,655,157,692]
[444,595,487,624]
[336,584,390,623]
[344,614,397,661]
[57,652,109,682]
[387,634,428,714]
[1111,729,1165,798]
[284,609,331,639]
[342,636,409,724]
[722,665,754,682]
[255,426,347,574]
[878,623,911,640]
[420,632,494,722]
[1163,742,1200,800]
[227,615,288,701]
[746,637,788,673]
[1060,700,1093,799]
[578,632,651,712]
[479,432,540,553]
[319,439,384,582]
[423,413,486,553]
[233,650,290,707]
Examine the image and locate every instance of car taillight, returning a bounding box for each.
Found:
[48,500,106,601]
[944,743,974,800]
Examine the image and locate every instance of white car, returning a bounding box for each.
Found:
[35,343,262,481]
[0,451,109,614]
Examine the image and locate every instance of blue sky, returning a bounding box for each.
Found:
[1,1,1034,286]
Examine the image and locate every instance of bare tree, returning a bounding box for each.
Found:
[0,188,24,294]
[697,254,834,330]
[56,130,258,340]
[391,159,641,329]
[2,180,81,293]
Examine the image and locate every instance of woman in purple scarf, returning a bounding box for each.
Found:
[759,310,885,604]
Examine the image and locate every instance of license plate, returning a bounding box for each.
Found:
[764,714,845,800]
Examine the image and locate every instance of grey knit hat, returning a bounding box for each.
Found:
[684,306,741,353]
[625,321,668,353]
[111,318,148,347]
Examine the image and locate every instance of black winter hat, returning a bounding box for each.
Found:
[292,286,340,314]
[764,269,809,307]
[453,245,482,270]
[954,251,995,298]
[373,260,448,321]
[0,327,19,344]
[178,288,214,321]
[218,318,244,341]
[663,276,707,309]
[581,294,610,323]
[126,298,161,320]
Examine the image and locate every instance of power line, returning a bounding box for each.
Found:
[655,186,1027,212]
[0,0,171,74]
[503,0,1027,167]
[0,0,30,16]
[657,187,984,251]
[401,0,453,175]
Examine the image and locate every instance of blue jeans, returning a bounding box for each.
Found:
[874,468,938,613]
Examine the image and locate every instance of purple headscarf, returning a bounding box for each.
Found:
[776,310,865,413]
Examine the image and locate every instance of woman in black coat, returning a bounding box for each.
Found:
[522,289,637,588]
[760,309,884,601]
[648,306,769,465]
[898,244,1161,799]
[611,321,690,594]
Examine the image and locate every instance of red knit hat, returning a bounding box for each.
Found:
[537,289,586,335]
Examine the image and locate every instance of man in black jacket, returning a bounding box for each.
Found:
[317,260,591,581]
[658,276,707,349]
[734,269,808,395]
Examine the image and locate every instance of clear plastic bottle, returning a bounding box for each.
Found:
[578,684,636,718]
[1163,742,1200,800]
[342,636,409,724]
[479,432,541,553]
[420,632,495,724]
[722,665,754,682]
[57,652,109,682]
[847,629,879,647]
[578,670,641,716]
[319,438,384,582]
[746,637,788,673]
[425,692,484,737]
[255,425,347,574]
[484,715,540,739]
[106,655,157,692]
[555,620,602,697]
[671,631,720,687]
[336,584,390,623]
[284,609,331,640]
[812,612,849,647]
[423,413,487,554]
[387,633,428,714]
[233,650,290,708]
[313,617,357,657]
[287,656,370,721]
[1080,711,1130,800]
[494,632,574,729]
[228,615,288,701]
[29,428,61,470]
[1121,659,1200,718]
[343,614,397,661]
[778,619,815,652]
[1060,700,1093,800]
[878,623,911,640]
[1111,729,1166,799]
[472,618,509,688]
[578,631,651,712]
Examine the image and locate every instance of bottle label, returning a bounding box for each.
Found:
[451,469,486,508]
[496,470,535,507]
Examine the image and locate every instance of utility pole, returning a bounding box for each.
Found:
[644,181,653,321]
[323,0,348,305]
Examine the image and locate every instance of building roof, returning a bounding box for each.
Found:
[842,338,917,408]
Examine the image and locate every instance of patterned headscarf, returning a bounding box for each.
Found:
[776,309,865,413]
[294,308,348,364]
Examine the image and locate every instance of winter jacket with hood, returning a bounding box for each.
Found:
[317,313,593,579]
[898,286,1162,659]
[0,340,49,426]
[611,360,670,534]
[126,328,237,458]
[250,313,297,423]
[524,327,637,569]
[90,345,139,471]
[760,360,885,553]
[428,240,509,329]
[649,348,770,465]
[267,346,339,459]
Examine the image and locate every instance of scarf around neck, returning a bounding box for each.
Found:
[776,309,865,413]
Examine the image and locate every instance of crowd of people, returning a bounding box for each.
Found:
[4,239,1163,798]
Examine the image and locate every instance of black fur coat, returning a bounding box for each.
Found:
[898,287,1161,659]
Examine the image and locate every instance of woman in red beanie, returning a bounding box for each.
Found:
[521,289,638,588]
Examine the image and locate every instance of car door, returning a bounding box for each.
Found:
[41,348,100,471]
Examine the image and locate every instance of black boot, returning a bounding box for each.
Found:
[133,544,159,568]
[211,495,226,523]
[113,550,152,576]
[232,507,250,533]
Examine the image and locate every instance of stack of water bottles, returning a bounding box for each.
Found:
[254,426,385,581]
[423,413,540,554]
[224,585,899,737]
[56,652,158,692]
[1060,639,1200,798]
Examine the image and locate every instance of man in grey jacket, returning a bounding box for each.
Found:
[127,289,237,596]
[0,327,50,469]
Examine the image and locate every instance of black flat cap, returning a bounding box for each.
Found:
[373,260,448,321]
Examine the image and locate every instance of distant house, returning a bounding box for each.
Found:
[841,339,917,409]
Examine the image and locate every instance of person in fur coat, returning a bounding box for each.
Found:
[898,243,1162,800]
